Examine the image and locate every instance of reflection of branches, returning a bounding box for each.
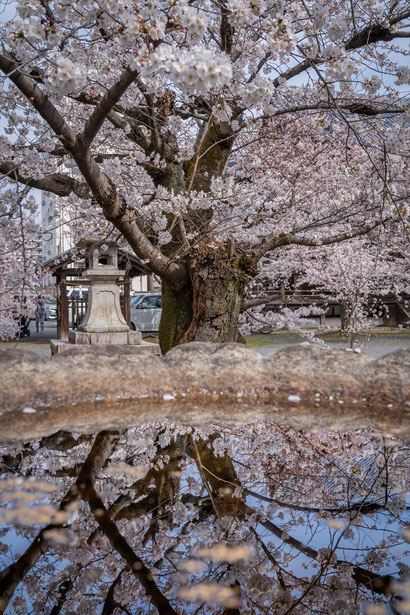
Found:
[0,431,119,615]
[88,433,188,547]
[190,432,404,603]
[242,502,396,597]
[49,578,73,615]
[0,424,407,613]
[80,474,178,615]
[250,528,287,591]
[244,487,409,515]
[101,568,129,615]
[0,431,92,476]
[188,436,242,517]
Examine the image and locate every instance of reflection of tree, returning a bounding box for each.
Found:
[0,423,408,614]
[0,431,118,614]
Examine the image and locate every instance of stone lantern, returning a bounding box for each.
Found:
[68,239,139,346]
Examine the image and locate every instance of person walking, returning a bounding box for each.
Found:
[35,296,47,333]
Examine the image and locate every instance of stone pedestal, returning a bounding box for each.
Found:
[69,329,142,345]
[50,338,158,355]
[79,277,129,333]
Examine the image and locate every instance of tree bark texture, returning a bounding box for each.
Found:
[159,244,253,354]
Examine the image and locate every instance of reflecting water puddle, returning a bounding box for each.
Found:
[0,421,409,614]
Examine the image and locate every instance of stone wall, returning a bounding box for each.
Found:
[0,342,409,444]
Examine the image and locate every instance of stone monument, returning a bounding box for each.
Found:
[51,239,143,354]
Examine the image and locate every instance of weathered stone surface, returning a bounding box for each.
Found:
[0,342,409,444]
[89,331,128,345]
[0,348,48,366]
[50,339,70,354]
[69,330,90,344]
[128,330,142,345]
[52,344,158,358]
[50,343,159,358]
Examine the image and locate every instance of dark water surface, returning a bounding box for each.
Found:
[0,421,409,614]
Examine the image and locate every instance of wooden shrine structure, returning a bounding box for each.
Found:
[44,245,152,341]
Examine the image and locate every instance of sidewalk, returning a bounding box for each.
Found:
[0,321,57,357]
[1,323,409,360]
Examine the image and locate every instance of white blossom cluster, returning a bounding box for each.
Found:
[226,0,266,27]
[168,47,233,97]
[45,56,85,95]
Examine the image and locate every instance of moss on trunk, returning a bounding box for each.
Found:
[158,244,255,352]
[159,281,193,354]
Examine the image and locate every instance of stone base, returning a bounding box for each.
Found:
[52,329,144,355]
[50,340,71,355]
[69,330,89,344]
[68,329,142,346]
[51,339,159,356]
[89,331,129,345]
[128,330,142,345]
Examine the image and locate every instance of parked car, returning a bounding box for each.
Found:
[41,296,57,319]
[130,293,162,332]
[45,300,57,319]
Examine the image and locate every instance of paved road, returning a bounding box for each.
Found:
[3,321,409,359]
[27,320,58,339]
[253,332,410,358]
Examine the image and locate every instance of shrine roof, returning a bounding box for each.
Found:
[43,246,151,278]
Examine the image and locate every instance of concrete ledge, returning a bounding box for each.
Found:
[50,339,71,354]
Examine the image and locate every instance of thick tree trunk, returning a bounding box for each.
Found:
[159,245,254,354]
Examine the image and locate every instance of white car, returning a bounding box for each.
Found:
[130,293,162,332]
[45,300,57,319]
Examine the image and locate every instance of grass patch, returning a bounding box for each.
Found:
[142,335,159,344]
[245,327,409,348]
[244,335,293,348]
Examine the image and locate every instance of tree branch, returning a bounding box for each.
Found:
[346,11,410,49]
[0,51,76,148]
[269,9,410,88]
[80,69,138,150]
[0,51,186,286]
[0,162,89,197]
[253,220,386,259]
[259,100,406,121]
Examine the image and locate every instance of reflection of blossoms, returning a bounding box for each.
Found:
[317,547,337,564]
[0,421,408,613]
[364,549,384,571]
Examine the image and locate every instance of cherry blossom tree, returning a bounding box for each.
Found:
[0,0,409,351]
[242,229,410,343]
[0,185,41,339]
[236,112,409,340]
